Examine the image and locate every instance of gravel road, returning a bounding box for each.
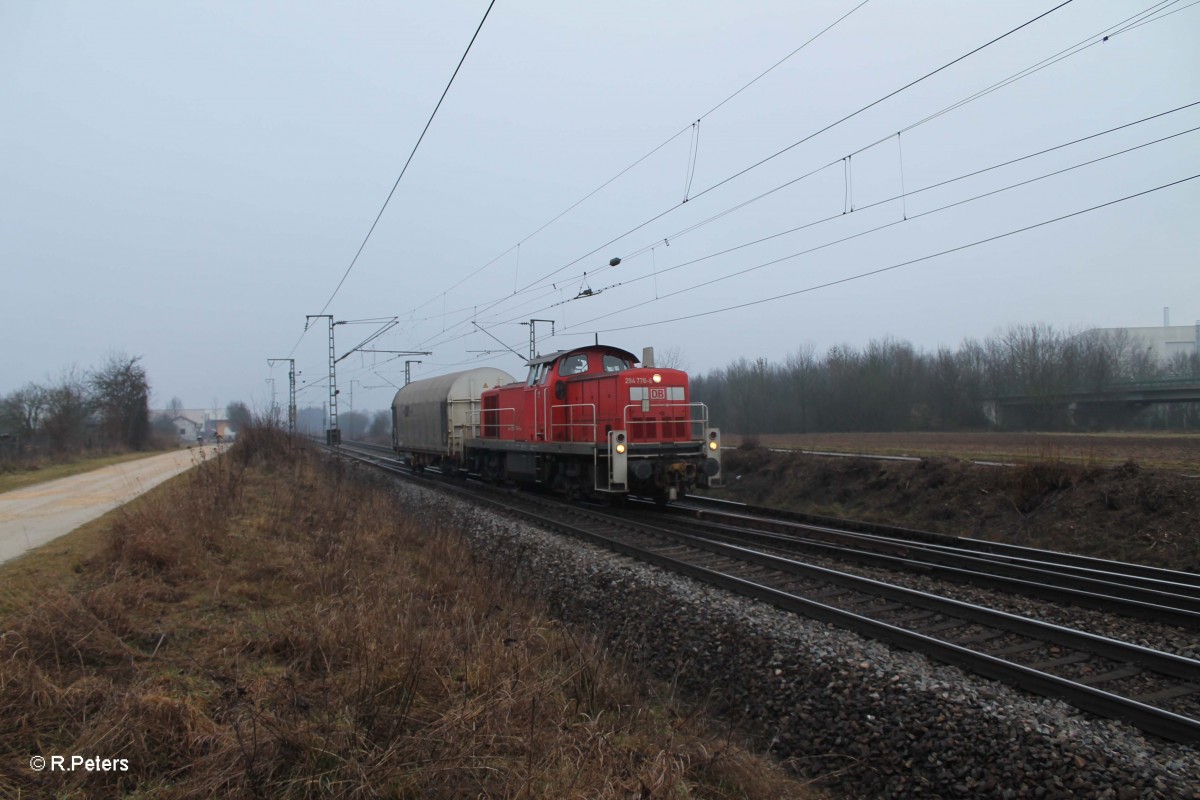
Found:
[0,447,220,565]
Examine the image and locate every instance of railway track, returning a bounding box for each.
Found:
[680,493,1200,591]
[331,439,1200,743]
[618,499,1200,630]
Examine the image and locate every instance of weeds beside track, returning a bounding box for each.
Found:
[0,428,819,799]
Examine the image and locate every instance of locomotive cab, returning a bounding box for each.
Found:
[474,345,721,502]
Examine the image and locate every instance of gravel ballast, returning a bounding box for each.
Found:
[387,476,1200,798]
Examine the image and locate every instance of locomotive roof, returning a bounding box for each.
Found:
[525,344,640,367]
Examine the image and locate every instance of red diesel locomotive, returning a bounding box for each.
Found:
[391,344,721,502]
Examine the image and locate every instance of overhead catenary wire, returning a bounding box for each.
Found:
[397,0,874,319]
[616,99,1200,266]
[315,0,496,318]
[565,124,1200,328]
[326,1,1189,380]
[697,0,874,121]
[415,99,1200,351]
[509,0,1077,298]
[392,169,1200,364]
[394,0,1101,357]
[286,0,497,359]
[1119,0,1200,32]
[467,0,1189,294]
[886,0,1189,146]
[683,120,701,202]
[455,112,1200,337]
[576,174,1200,334]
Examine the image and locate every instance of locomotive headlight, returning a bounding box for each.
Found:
[652,373,662,383]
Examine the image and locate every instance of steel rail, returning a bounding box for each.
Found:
[619,508,1200,627]
[325,442,1200,743]
[679,494,1200,589]
[674,498,1200,598]
[459,491,1200,743]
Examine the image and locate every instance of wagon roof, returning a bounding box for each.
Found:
[392,367,517,407]
[526,345,639,367]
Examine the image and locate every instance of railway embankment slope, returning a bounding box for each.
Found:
[415,478,1200,798]
[718,445,1200,572]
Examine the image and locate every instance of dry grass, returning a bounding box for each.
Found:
[719,445,1200,570]
[1,429,822,799]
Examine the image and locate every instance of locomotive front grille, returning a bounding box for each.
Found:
[622,402,709,445]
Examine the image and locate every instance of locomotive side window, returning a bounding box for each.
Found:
[525,365,540,387]
[560,354,589,375]
[603,354,632,372]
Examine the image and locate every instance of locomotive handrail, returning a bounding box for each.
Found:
[550,402,598,442]
[480,406,519,437]
[622,402,710,443]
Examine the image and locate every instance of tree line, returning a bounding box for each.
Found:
[690,324,1200,433]
[0,354,152,456]
[294,407,391,441]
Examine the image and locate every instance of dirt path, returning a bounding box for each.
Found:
[0,446,220,565]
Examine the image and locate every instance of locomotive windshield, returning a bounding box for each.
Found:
[560,354,589,375]
[603,354,632,372]
[525,363,549,386]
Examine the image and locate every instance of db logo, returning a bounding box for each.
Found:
[650,388,667,400]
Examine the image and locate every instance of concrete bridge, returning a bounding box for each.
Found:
[983,378,1200,428]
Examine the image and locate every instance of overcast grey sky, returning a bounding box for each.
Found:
[3,1,1197,415]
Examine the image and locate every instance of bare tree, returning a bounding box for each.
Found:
[658,345,688,371]
[0,383,48,441]
[43,369,91,453]
[1165,351,1200,379]
[90,354,151,450]
[785,344,819,433]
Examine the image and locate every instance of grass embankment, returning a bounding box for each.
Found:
[719,445,1200,570]
[1,429,819,799]
[0,450,168,495]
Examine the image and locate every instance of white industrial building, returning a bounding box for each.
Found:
[1081,317,1198,365]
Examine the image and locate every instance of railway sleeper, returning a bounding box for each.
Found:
[985,639,1044,657]
[911,619,971,635]
[1135,683,1200,702]
[1028,652,1093,670]
[949,629,1008,645]
[1075,665,1145,686]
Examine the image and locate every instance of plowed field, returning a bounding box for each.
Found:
[726,431,1200,471]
